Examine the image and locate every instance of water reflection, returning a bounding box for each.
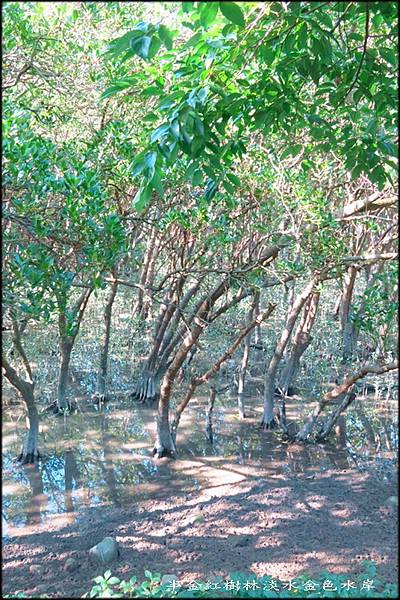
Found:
[2,393,397,536]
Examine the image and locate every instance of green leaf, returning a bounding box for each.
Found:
[106,30,144,56]
[133,186,152,212]
[150,172,164,196]
[144,570,152,579]
[158,24,173,50]
[200,2,219,28]
[182,2,195,13]
[223,179,235,193]
[131,161,145,177]
[140,86,163,98]
[150,123,170,143]
[144,151,157,173]
[192,169,203,186]
[131,35,151,60]
[219,2,245,27]
[100,86,127,100]
[148,35,162,60]
[226,173,240,186]
[281,144,303,159]
[183,31,203,49]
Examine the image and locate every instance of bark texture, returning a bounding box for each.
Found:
[279,291,320,395]
[295,361,398,443]
[261,278,318,429]
[237,295,257,418]
[205,385,217,443]
[94,279,118,399]
[2,356,39,463]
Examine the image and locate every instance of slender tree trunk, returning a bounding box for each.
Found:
[57,338,73,411]
[333,291,342,320]
[261,278,317,429]
[171,303,276,440]
[2,350,39,464]
[295,362,398,442]
[154,277,231,457]
[159,277,203,360]
[133,229,156,319]
[95,280,118,399]
[316,389,356,441]
[56,288,92,413]
[132,285,182,403]
[279,292,320,395]
[253,290,262,347]
[153,377,177,458]
[237,296,256,418]
[340,266,357,362]
[334,414,347,448]
[140,235,160,320]
[19,392,40,464]
[205,385,217,442]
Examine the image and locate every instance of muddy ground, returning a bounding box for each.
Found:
[3,466,398,598]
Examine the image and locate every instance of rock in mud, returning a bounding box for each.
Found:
[29,564,42,576]
[161,574,178,586]
[386,496,398,508]
[64,557,78,572]
[89,537,120,564]
[186,512,205,526]
[233,535,250,547]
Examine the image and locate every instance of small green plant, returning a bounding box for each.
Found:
[82,562,398,599]
[4,563,398,598]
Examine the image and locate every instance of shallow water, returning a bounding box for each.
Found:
[2,391,397,540]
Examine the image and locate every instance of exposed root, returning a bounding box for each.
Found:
[259,417,278,430]
[42,400,77,416]
[91,393,108,406]
[152,446,176,459]
[274,386,296,397]
[205,420,214,443]
[17,449,41,465]
[130,374,158,404]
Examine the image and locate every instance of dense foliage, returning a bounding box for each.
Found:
[2,1,398,460]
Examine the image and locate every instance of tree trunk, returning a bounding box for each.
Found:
[132,285,183,403]
[339,265,357,362]
[261,278,317,429]
[333,290,342,320]
[57,338,73,411]
[133,229,156,319]
[153,377,177,458]
[159,278,204,360]
[237,297,256,418]
[2,356,40,464]
[205,385,217,442]
[316,389,356,441]
[153,277,231,457]
[95,280,118,399]
[55,288,92,413]
[140,235,160,320]
[19,393,40,464]
[171,303,276,441]
[295,361,398,442]
[253,290,262,347]
[334,414,347,448]
[279,291,320,395]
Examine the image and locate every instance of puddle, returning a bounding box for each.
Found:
[2,391,397,539]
